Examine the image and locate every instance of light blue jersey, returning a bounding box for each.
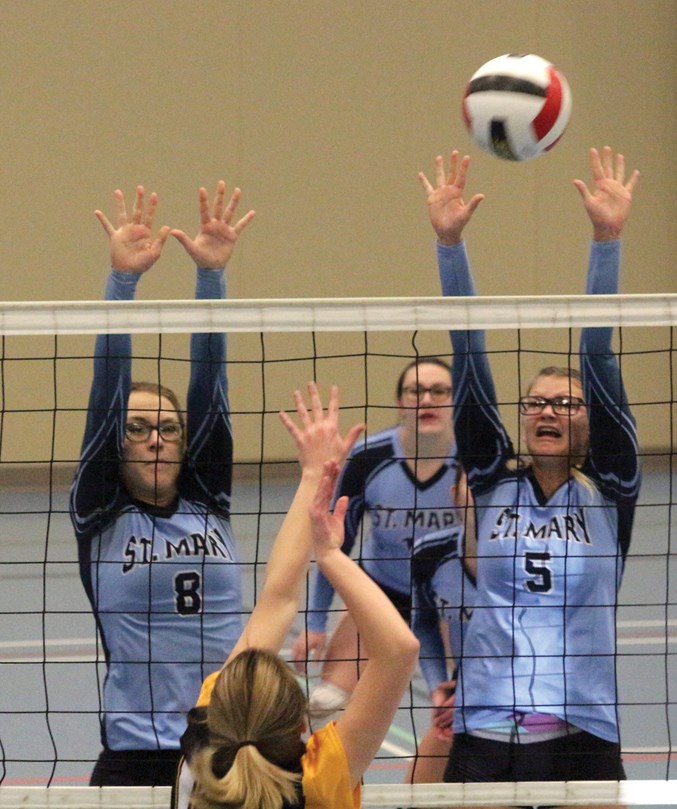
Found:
[439,240,640,744]
[411,525,476,695]
[307,427,460,632]
[70,268,242,751]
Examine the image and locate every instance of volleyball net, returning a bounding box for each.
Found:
[0,292,675,807]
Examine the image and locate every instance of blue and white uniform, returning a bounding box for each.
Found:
[70,268,243,753]
[439,240,640,745]
[306,426,460,633]
[411,525,476,695]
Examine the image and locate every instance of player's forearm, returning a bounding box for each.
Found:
[262,469,323,601]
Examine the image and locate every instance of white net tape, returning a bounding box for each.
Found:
[0,294,676,336]
[1,781,677,807]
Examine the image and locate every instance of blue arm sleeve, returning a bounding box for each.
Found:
[181,268,234,516]
[580,241,640,505]
[306,461,364,633]
[69,270,140,539]
[437,242,514,492]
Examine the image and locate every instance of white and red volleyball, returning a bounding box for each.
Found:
[462,53,572,161]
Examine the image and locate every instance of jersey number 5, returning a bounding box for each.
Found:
[524,551,553,593]
[174,571,202,615]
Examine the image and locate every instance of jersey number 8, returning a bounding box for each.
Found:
[174,571,202,615]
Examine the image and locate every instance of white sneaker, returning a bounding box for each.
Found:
[309,682,350,713]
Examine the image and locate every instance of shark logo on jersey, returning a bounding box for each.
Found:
[122,527,233,573]
[488,506,591,545]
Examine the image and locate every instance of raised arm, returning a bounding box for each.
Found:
[290,453,365,672]
[310,470,420,787]
[71,187,170,532]
[419,152,513,490]
[576,147,641,503]
[226,384,364,664]
[178,183,256,511]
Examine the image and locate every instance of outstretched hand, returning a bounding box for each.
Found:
[418,151,485,245]
[171,181,256,269]
[278,383,365,476]
[573,146,640,241]
[225,384,361,664]
[309,462,350,558]
[279,382,364,674]
[95,186,171,274]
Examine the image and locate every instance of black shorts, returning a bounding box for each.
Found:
[444,730,625,784]
[363,570,412,624]
[90,747,183,787]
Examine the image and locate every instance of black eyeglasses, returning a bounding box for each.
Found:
[519,396,585,416]
[401,384,452,404]
[124,421,184,443]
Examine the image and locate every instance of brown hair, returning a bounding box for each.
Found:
[189,649,308,809]
[395,356,452,399]
[129,381,185,430]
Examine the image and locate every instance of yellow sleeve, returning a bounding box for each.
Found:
[195,670,221,707]
[301,722,361,809]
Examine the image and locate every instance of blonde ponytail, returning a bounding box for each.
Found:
[188,649,307,809]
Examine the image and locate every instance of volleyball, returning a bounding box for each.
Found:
[462,53,572,161]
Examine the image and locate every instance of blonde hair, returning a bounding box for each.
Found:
[525,365,582,395]
[189,649,308,809]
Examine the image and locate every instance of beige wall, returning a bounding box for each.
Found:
[1,0,675,472]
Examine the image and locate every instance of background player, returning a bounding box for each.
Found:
[291,357,459,709]
[291,358,463,782]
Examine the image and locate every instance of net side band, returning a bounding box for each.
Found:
[0,294,676,336]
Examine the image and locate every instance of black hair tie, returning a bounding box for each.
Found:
[233,740,257,753]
